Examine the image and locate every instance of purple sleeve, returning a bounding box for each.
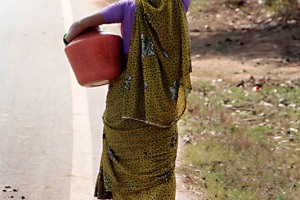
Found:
[182,0,191,13]
[99,0,128,24]
[99,0,190,54]
[100,0,190,23]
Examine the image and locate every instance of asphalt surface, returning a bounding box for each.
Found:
[0,0,191,199]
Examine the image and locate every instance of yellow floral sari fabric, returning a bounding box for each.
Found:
[94,0,191,199]
[122,0,192,127]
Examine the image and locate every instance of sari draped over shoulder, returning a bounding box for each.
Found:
[95,0,191,199]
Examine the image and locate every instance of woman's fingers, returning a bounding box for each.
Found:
[65,12,104,43]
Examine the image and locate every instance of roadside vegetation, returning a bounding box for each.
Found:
[180,77,300,199]
[179,0,300,199]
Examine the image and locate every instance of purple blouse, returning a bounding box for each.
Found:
[100,0,191,54]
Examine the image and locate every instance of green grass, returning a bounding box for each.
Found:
[263,0,298,14]
[190,0,299,16]
[180,79,300,200]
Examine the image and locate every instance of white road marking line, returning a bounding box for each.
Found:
[61,0,94,199]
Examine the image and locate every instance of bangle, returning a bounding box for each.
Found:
[63,33,70,46]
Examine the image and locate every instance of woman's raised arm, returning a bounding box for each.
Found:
[64,11,104,43]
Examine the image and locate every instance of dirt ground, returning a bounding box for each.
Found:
[178,1,300,198]
[187,1,300,84]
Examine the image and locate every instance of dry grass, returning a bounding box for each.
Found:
[179,78,300,199]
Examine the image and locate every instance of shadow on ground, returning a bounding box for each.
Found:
[191,23,300,67]
[188,0,300,70]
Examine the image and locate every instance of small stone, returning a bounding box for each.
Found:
[273,136,282,140]
[289,128,298,133]
[252,85,261,91]
[292,35,300,40]
[225,38,232,42]
[183,137,191,145]
[236,80,244,87]
[190,29,200,32]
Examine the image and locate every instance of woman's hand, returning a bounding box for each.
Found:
[64,11,105,44]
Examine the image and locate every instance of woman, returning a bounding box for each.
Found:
[64,0,192,199]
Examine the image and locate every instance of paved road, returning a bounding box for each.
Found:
[0,0,191,199]
[0,0,109,199]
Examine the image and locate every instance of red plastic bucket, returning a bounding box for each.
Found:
[64,27,122,87]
